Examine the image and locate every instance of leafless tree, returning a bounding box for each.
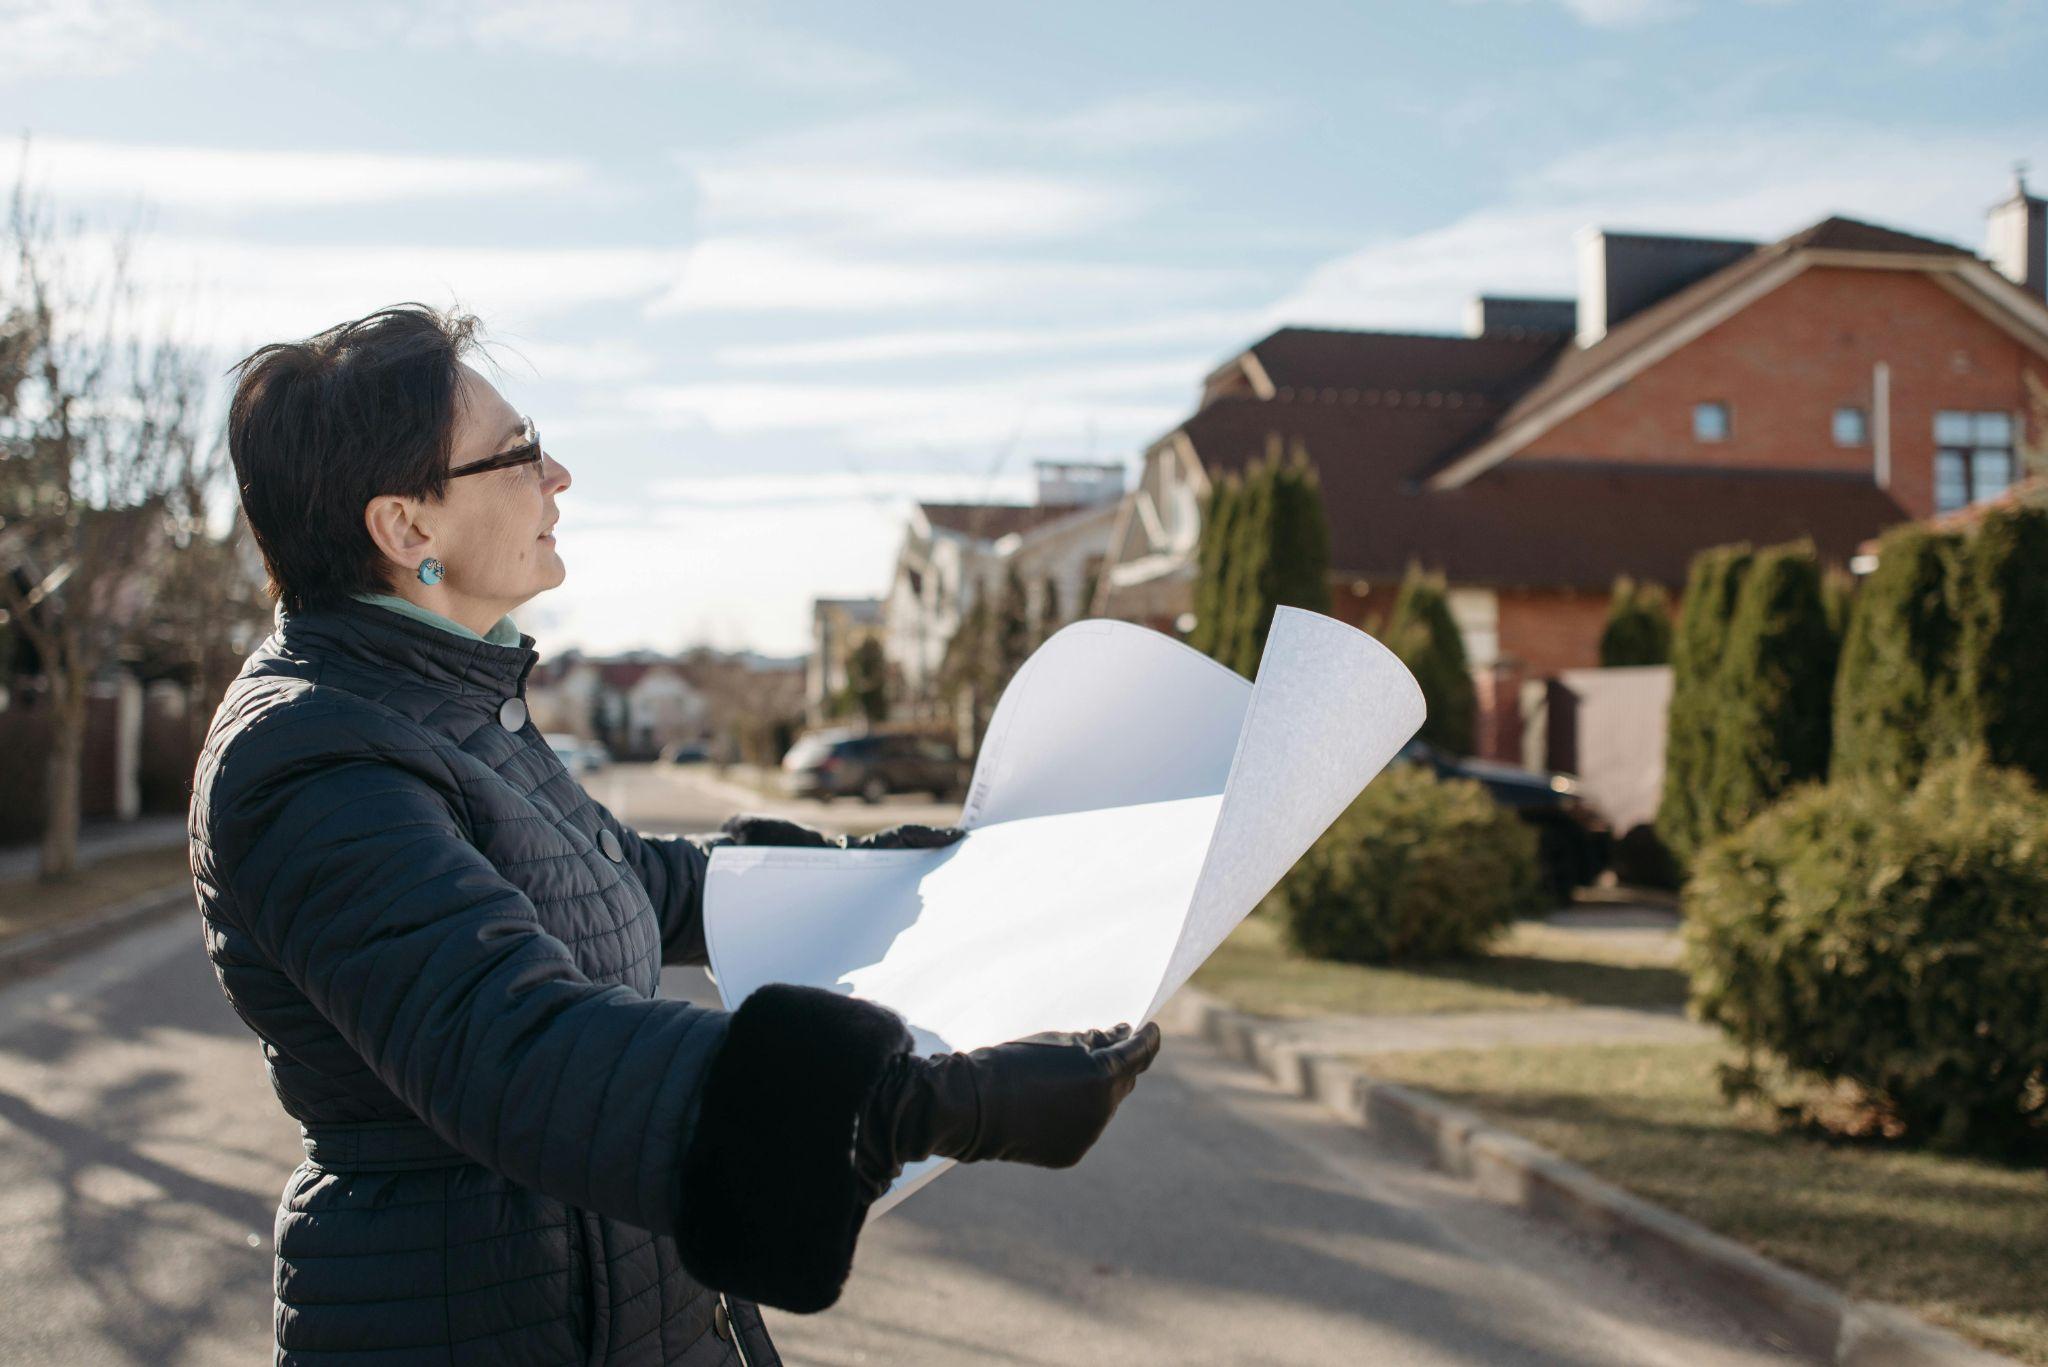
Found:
[0,164,241,881]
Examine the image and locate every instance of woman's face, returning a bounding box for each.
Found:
[370,361,573,616]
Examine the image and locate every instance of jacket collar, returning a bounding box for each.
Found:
[272,596,540,698]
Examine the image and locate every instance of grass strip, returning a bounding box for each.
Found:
[1361,1041,2047,1364]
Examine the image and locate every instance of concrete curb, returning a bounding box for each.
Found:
[1160,986,2017,1367]
[0,882,193,974]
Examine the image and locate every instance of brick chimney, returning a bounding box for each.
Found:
[1987,167,2047,302]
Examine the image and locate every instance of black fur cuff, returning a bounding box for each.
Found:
[676,983,914,1313]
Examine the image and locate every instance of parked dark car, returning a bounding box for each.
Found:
[659,741,710,764]
[780,729,967,804]
[1393,738,1610,901]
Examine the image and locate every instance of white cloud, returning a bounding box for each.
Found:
[647,470,1036,507]
[452,0,900,86]
[695,95,1271,169]
[1560,0,1689,26]
[1450,0,1690,26]
[7,135,591,210]
[59,232,688,352]
[0,0,185,77]
[690,164,1146,244]
[619,360,1198,451]
[1,0,899,88]
[712,310,1259,367]
[1271,123,2037,333]
[652,237,1246,315]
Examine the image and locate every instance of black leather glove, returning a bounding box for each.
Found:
[720,813,966,852]
[850,1022,1163,1200]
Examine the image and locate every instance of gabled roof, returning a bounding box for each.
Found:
[1423,215,1997,488]
[1215,325,1562,403]
[917,502,1078,541]
[1178,395,1905,591]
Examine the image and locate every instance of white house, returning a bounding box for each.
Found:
[883,461,1125,703]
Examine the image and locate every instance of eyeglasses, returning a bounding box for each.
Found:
[448,415,545,479]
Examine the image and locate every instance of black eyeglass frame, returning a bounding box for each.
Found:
[447,415,545,479]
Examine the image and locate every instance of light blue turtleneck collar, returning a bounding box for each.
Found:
[350,591,523,647]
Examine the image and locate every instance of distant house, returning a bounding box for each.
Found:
[1098,181,2048,763]
[883,460,1122,708]
[806,596,883,726]
[528,647,804,761]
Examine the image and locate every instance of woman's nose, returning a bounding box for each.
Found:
[546,453,571,493]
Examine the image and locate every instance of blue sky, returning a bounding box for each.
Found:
[6,0,2043,656]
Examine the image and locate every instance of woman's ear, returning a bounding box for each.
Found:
[364,493,435,567]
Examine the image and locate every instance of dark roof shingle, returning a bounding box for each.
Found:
[1239,326,1562,402]
[1183,396,1907,590]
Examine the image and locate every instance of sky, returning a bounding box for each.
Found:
[5,0,2044,658]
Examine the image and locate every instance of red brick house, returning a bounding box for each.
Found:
[1096,183,2048,763]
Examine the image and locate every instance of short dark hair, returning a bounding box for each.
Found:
[225,302,487,613]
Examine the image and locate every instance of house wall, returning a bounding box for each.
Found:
[1513,266,2045,522]
[1496,588,1614,677]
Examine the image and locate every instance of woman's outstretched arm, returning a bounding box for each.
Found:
[200,703,913,1312]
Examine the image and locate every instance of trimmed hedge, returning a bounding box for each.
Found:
[1704,540,1836,840]
[1830,522,1965,787]
[1657,543,1752,866]
[1277,762,1541,964]
[1956,502,2048,790]
[1682,751,2048,1155]
[1381,566,1476,757]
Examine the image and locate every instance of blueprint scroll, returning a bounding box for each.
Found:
[701,606,1426,1214]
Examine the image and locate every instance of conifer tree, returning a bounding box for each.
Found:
[1380,565,1475,756]
[1219,456,1275,677]
[1703,541,1836,847]
[1264,437,1333,622]
[1656,543,1752,866]
[1955,502,2048,788]
[1188,472,1240,659]
[1830,524,1963,787]
[1598,576,1673,666]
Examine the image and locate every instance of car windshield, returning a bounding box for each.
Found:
[784,734,843,767]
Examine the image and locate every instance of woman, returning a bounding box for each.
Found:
[190,303,1162,1366]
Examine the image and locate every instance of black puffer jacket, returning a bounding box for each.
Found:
[189,596,916,1365]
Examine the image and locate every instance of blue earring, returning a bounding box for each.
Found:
[416,557,445,586]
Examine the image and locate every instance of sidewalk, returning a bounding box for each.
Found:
[0,813,187,882]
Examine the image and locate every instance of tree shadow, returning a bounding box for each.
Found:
[1404,954,1690,1012]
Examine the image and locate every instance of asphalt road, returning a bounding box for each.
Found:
[0,764,1798,1365]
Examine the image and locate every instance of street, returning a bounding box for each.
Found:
[0,764,1797,1365]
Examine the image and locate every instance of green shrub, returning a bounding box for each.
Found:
[1278,763,1541,964]
[1704,540,1836,842]
[1657,543,1752,866]
[1599,575,1673,666]
[1682,751,2048,1155]
[1380,565,1476,757]
[1830,523,1964,788]
[1955,502,2048,789]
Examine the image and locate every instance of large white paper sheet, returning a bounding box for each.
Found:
[702,607,1425,1214]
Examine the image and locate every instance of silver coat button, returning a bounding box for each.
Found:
[498,697,527,732]
[599,828,624,862]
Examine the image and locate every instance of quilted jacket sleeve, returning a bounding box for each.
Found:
[597,813,728,967]
[207,710,913,1313]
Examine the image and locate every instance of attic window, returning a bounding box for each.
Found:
[1693,401,1731,443]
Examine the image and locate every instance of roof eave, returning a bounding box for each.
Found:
[1424,246,2039,492]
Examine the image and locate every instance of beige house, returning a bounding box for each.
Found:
[805,596,884,726]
